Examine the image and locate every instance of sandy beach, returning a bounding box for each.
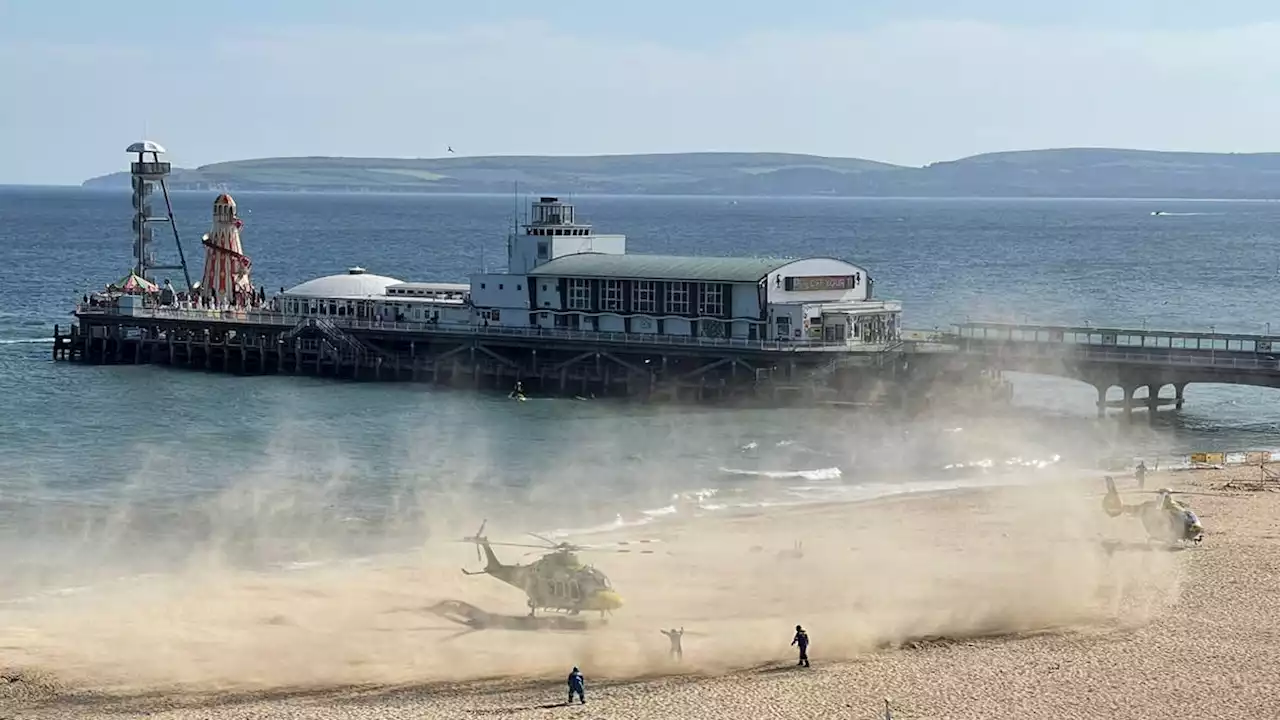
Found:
[2,463,1279,719]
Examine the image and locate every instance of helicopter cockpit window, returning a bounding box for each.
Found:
[569,580,582,600]
[582,568,611,589]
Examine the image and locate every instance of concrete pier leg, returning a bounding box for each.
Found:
[1095,384,1108,418]
[1122,385,1135,420]
[1175,382,1188,410]
[1146,383,1159,424]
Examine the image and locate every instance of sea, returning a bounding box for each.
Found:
[1,187,1278,596]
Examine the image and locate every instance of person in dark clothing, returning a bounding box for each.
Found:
[792,624,810,667]
[661,627,685,660]
[1135,461,1147,490]
[567,666,585,704]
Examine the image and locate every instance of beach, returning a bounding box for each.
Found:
[2,463,1278,719]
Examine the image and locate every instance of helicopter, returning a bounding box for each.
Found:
[1100,475,1206,545]
[458,520,657,617]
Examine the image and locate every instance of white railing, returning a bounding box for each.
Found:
[75,305,901,354]
[978,342,1280,371]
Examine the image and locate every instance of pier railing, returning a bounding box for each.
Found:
[75,305,902,354]
[953,322,1280,371]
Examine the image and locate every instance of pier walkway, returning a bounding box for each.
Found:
[949,322,1280,416]
[53,308,1280,411]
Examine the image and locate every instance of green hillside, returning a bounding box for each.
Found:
[81,148,1280,199]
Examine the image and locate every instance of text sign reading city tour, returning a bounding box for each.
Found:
[787,274,859,292]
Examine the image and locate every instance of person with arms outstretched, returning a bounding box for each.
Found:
[661,627,685,660]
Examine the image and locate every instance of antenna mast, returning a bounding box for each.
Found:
[128,141,193,289]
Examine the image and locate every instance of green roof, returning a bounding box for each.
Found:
[527,253,794,283]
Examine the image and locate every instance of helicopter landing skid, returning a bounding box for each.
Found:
[428,600,594,633]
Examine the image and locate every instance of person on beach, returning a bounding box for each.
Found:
[567,666,586,704]
[661,627,685,660]
[1135,461,1147,490]
[792,624,810,667]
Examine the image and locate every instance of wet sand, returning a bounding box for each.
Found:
[2,464,1279,719]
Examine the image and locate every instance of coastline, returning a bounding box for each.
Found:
[4,463,1277,718]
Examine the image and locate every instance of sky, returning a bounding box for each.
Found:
[2,0,1279,185]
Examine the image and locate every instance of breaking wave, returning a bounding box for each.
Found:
[717,466,844,481]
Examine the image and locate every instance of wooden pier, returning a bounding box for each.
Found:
[56,307,965,407]
[60,311,1280,417]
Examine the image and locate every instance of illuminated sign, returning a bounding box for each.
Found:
[786,274,859,292]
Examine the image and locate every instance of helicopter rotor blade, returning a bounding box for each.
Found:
[527,532,559,547]
[456,539,557,550]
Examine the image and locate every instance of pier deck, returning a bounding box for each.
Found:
[54,311,1280,414]
[949,322,1280,417]
[55,306,923,405]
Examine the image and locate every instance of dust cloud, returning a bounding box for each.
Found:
[0,395,1183,700]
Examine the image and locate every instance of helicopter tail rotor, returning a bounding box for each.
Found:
[461,519,489,563]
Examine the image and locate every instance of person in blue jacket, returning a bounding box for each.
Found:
[792,624,810,667]
[567,666,585,704]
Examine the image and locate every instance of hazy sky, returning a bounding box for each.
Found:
[2,1,1278,184]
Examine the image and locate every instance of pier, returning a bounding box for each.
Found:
[948,322,1280,418]
[53,306,922,405]
[55,309,1280,414]
[50,141,1280,414]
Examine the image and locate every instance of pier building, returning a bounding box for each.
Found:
[270,196,902,350]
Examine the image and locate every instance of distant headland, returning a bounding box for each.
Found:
[81,148,1280,199]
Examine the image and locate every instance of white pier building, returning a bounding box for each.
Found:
[275,196,901,348]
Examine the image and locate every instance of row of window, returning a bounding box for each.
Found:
[565,279,724,316]
[527,227,590,236]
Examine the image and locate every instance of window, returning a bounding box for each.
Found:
[632,280,656,313]
[666,281,690,315]
[602,279,624,312]
[568,278,591,310]
[537,242,549,259]
[700,283,723,317]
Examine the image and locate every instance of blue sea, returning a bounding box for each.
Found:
[2,188,1278,595]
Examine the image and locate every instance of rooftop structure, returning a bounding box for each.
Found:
[526,254,794,283]
[282,267,404,299]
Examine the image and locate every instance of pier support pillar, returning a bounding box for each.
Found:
[1095,384,1108,418]
[1175,382,1188,410]
[1146,383,1160,424]
[1122,385,1135,420]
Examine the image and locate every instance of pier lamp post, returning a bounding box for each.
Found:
[1267,322,1272,336]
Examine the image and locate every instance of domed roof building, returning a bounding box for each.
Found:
[282,267,403,299]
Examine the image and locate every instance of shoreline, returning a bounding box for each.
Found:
[3,463,1278,718]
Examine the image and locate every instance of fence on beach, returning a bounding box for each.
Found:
[1099,449,1276,473]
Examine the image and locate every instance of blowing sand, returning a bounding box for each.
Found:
[2,464,1279,719]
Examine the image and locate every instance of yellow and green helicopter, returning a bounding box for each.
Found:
[1100,475,1207,545]
[459,520,658,617]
